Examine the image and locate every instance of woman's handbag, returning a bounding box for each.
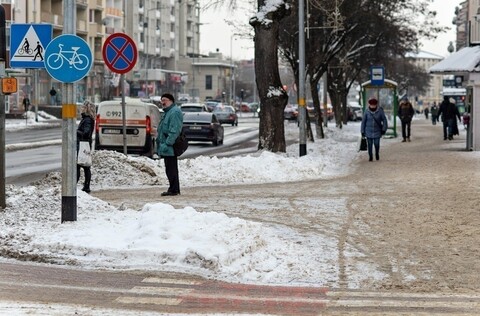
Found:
[77,141,92,167]
[359,137,367,151]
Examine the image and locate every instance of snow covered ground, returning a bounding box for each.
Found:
[1,113,388,291]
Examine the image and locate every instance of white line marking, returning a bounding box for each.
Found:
[115,296,182,306]
[129,286,193,295]
[142,277,200,285]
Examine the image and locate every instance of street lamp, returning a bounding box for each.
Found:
[142,6,161,98]
[230,34,240,107]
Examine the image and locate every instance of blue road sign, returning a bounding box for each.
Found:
[370,66,385,86]
[10,24,52,68]
[44,35,93,83]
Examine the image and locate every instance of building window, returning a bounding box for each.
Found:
[206,75,212,90]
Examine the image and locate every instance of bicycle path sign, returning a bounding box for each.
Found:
[102,33,137,74]
[10,24,53,69]
[44,34,93,83]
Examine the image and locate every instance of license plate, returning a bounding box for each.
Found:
[103,128,121,134]
[189,126,201,130]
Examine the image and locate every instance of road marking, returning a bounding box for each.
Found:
[327,290,480,299]
[130,286,193,295]
[142,277,200,285]
[114,279,480,313]
[115,296,182,306]
[328,299,480,309]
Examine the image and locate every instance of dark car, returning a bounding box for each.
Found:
[213,105,238,126]
[182,112,224,146]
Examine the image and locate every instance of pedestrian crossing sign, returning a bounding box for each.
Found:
[10,24,53,69]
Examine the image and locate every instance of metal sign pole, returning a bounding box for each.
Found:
[122,74,127,155]
[298,0,307,156]
[61,0,77,222]
[0,5,6,209]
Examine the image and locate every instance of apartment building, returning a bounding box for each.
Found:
[2,0,207,113]
[407,51,445,107]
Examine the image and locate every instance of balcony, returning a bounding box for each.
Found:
[89,0,104,10]
[76,0,88,8]
[77,19,88,33]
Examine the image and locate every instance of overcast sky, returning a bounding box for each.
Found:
[199,0,462,60]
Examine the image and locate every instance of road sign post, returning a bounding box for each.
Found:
[44,1,92,222]
[0,5,6,210]
[102,33,138,155]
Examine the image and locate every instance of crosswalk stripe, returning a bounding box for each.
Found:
[130,286,193,295]
[141,277,200,285]
[115,296,182,306]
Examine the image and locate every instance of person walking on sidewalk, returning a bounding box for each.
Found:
[76,101,96,193]
[398,97,415,142]
[49,87,57,105]
[361,97,388,161]
[438,96,461,140]
[156,93,183,196]
[430,102,439,125]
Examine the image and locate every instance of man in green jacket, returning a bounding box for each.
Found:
[156,93,183,196]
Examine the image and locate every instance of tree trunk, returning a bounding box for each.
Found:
[250,1,289,152]
[309,77,325,139]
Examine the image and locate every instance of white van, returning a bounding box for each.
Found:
[95,98,163,158]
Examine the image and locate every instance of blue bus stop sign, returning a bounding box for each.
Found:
[44,34,93,83]
[370,66,385,86]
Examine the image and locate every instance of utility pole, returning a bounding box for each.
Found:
[298,0,307,156]
[0,5,6,209]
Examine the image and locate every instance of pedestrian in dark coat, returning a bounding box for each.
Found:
[437,96,461,140]
[398,97,415,142]
[361,97,388,161]
[77,101,95,193]
[430,102,439,125]
[156,93,183,196]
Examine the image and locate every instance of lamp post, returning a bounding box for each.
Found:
[230,34,240,108]
[143,7,161,98]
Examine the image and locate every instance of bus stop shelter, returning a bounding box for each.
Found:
[361,79,398,138]
[429,45,480,151]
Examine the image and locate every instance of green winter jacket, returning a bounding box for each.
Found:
[156,103,183,157]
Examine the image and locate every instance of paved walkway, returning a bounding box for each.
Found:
[90,117,480,315]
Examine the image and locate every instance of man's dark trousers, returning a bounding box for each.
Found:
[164,156,180,194]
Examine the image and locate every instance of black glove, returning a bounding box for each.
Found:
[361,133,365,138]
[381,130,386,135]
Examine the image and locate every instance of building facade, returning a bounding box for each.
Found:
[2,0,215,114]
[407,51,445,107]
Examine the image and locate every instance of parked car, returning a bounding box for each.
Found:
[179,103,209,112]
[347,105,363,121]
[236,103,249,112]
[182,112,224,146]
[248,102,260,113]
[284,104,298,121]
[213,105,238,126]
[307,102,334,121]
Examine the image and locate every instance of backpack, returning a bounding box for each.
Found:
[173,131,189,156]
